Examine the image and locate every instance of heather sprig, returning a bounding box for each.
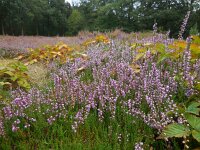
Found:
[178,11,191,40]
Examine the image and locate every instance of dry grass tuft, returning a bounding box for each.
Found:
[27,63,48,87]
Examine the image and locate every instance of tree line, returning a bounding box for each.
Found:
[0,0,200,37]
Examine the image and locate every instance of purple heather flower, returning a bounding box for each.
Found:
[153,22,158,34]
[0,117,5,136]
[178,11,191,40]
[135,142,144,150]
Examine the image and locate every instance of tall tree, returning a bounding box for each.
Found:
[67,9,84,35]
[0,0,199,36]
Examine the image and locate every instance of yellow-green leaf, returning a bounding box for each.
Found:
[161,123,190,138]
[184,113,200,131]
[192,130,200,142]
[186,102,200,115]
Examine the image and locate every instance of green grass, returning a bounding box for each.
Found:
[0,109,156,150]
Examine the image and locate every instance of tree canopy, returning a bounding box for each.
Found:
[0,0,199,36]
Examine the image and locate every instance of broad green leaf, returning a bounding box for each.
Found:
[156,43,165,54]
[195,83,200,91]
[161,123,190,138]
[17,80,31,90]
[4,71,14,76]
[18,64,28,72]
[0,82,11,86]
[186,102,200,115]
[192,130,200,142]
[10,76,19,81]
[185,113,200,131]
[157,54,169,64]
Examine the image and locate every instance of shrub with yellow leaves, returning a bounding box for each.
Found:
[15,42,74,65]
[168,37,200,59]
[82,35,110,47]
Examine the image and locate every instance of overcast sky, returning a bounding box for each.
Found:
[66,0,72,4]
[66,0,79,5]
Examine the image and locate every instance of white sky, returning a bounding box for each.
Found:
[66,0,72,4]
[66,0,79,5]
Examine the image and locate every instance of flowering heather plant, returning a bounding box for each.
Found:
[127,62,178,131]
[0,35,93,53]
[0,32,200,149]
[153,22,158,34]
[0,116,5,136]
[178,11,191,40]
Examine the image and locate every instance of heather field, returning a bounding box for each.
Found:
[0,28,200,150]
[0,33,95,58]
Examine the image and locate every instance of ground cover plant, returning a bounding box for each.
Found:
[0,22,200,149]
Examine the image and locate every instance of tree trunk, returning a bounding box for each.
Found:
[37,23,39,35]
[2,23,5,35]
[21,26,24,36]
